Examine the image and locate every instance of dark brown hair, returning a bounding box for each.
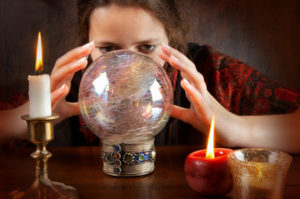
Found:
[77,0,188,55]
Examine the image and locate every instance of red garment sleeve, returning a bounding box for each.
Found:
[195,45,299,115]
[0,92,28,111]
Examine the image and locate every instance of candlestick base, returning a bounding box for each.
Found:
[8,114,79,199]
[101,138,155,177]
[8,170,79,199]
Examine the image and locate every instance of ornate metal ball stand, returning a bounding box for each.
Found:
[101,138,156,177]
[9,114,79,199]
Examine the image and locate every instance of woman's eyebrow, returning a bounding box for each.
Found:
[95,41,120,46]
[134,38,160,45]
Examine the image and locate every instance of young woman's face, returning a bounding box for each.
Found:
[89,5,169,67]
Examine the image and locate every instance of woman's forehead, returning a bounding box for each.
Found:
[89,5,167,44]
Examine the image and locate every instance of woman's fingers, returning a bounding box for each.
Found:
[51,84,69,109]
[52,41,94,73]
[170,104,191,123]
[159,44,207,93]
[181,79,212,126]
[50,84,80,118]
[51,56,87,91]
[161,44,195,69]
[47,42,95,122]
[51,41,94,91]
[65,102,80,117]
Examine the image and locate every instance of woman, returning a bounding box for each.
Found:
[1,0,299,153]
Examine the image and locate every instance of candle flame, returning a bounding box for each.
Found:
[206,116,215,159]
[35,32,43,72]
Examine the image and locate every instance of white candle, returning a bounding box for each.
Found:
[28,32,52,118]
[28,74,51,117]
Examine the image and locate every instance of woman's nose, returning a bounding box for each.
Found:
[126,46,138,53]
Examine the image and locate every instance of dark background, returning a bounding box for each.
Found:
[1,0,299,98]
[0,0,299,145]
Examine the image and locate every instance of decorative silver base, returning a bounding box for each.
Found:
[101,138,156,177]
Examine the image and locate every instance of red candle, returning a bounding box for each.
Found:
[184,117,233,197]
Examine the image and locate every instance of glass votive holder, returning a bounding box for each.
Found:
[229,148,292,199]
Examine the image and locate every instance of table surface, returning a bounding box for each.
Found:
[0,146,299,199]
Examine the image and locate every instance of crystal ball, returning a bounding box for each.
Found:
[78,50,174,143]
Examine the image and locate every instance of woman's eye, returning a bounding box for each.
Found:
[98,46,118,54]
[137,44,156,54]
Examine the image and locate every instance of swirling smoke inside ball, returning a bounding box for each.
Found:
[78,50,174,143]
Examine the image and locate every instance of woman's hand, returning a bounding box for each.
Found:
[158,44,300,153]
[158,44,236,142]
[50,41,95,122]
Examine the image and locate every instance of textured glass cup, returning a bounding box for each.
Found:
[229,148,292,199]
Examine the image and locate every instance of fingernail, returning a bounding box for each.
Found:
[89,41,95,49]
[182,79,191,87]
[59,84,66,92]
[171,55,179,63]
[77,56,87,64]
[82,41,95,49]
[182,78,189,85]
[162,43,171,52]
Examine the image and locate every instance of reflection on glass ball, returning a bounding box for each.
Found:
[79,50,174,143]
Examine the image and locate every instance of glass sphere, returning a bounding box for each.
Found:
[79,50,174,143]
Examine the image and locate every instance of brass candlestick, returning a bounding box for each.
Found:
[8,114,79,199]
[23,114,57,161]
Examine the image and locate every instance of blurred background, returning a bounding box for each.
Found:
[0,0,299,144]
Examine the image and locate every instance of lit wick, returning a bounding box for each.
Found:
[206,116,215,159]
